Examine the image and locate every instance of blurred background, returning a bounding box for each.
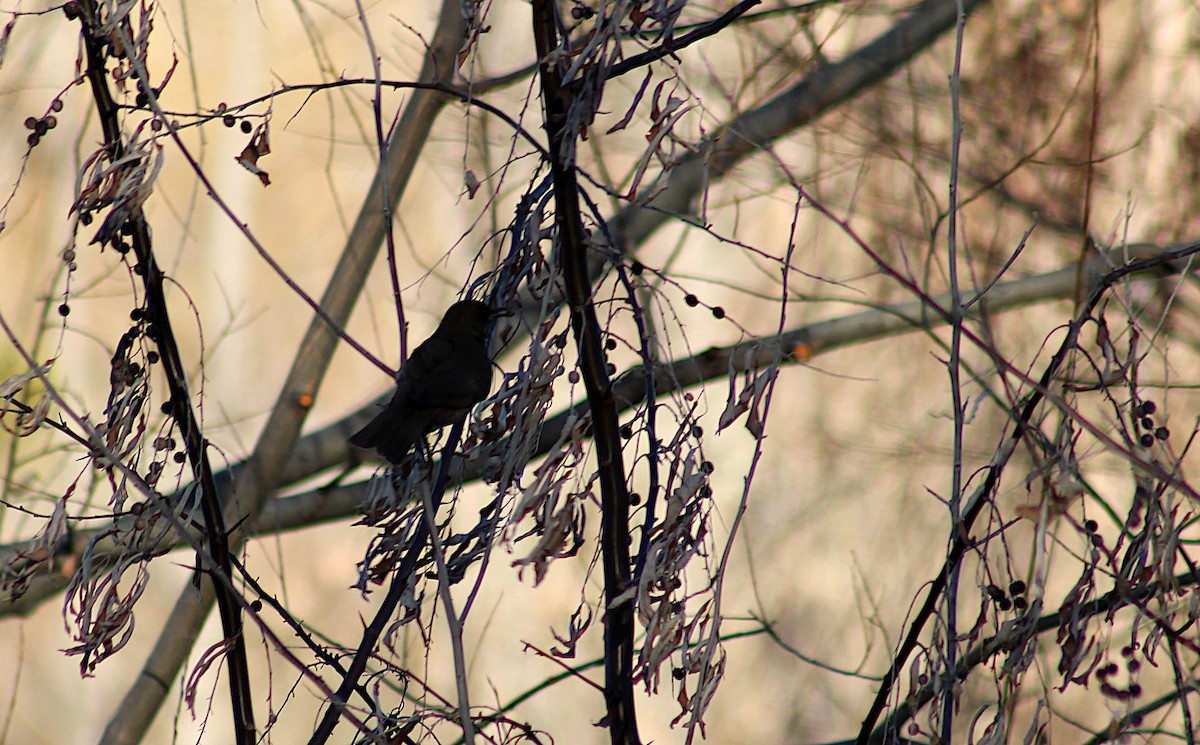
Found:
[1,0,1200,742]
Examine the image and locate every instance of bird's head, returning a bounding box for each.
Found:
[439,299,505,341]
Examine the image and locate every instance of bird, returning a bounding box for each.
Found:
[349,299,497,464]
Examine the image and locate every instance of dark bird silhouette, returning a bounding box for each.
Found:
[349,300,496,464]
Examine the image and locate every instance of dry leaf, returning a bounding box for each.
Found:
[234,126,271,186]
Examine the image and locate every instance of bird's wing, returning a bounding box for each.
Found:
[396,334,491,410]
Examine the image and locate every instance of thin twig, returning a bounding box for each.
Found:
[422,472,477,745]
[307,421,465,745]
[856,243,1200,744]
[72,2,256,740]
[353,0,407,368]
[96,0,470,738]
[6,243,1199,623]
[962,217,1038,310]
[603,0,760,81]
[937,1,968,740]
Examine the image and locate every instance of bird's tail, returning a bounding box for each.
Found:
[349,407,422,464]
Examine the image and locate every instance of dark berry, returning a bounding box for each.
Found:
[1155,427,1169,440]
[1009,580,1026,595]
[222,115,235,127]
[1139,433,1154,447]
[1140,400,1157,416]
[630,261,643,275]
[684,294,698,307]
[605,338,617,350]
[240,120,252,134]
[711,306,725,319]
[1084,519,1098,532]
[57,303,70,316]
[1140,417,1153,429]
